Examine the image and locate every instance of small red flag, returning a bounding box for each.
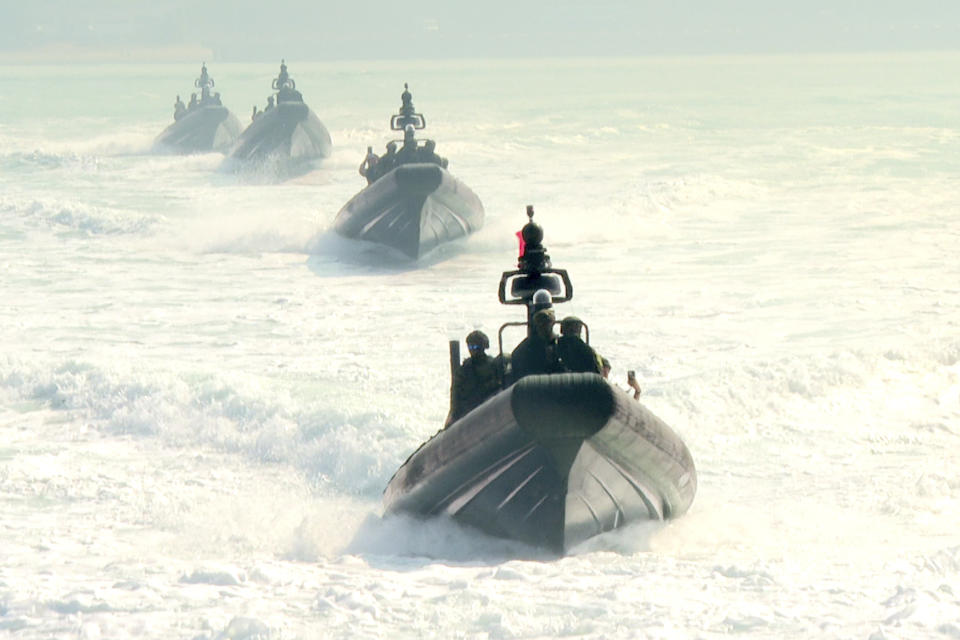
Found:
[516,229,526,257]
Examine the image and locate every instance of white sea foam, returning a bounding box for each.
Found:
[1,54,959,639]
[0,195,159,236]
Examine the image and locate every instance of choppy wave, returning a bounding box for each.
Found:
[216,143,361,186]
[0,196,158,236]
[67,129,159,157]
[0,357,408,497]
[2,55,960,640]
[0,123,159,159]
[3,335,958,501]
[0,149,102,173]
[190,223,319,255]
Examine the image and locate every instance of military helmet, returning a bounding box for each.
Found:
[560,315,583,336]
[466,330,489,350]
[533,308,555,326]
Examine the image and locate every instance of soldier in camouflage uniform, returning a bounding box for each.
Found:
[445,330,503,427]
[556,315,603,374]
[359,146,380,184]
[510,308,563,382]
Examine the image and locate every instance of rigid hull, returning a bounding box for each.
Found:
[154,105,242,153]
[227,101,332,165]
[383,373,697,553]
[333,163,484,260]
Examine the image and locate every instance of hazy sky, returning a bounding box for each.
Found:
[2,0,958,61]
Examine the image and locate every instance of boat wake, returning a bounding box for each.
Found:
[345,512,554,562]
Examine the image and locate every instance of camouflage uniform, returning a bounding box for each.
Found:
[447,353,502,425]
[510,308,563,381]
[555,316,602,375]
[556,336,602,374]
[510,334,563,381]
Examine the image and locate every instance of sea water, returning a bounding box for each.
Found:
[1,53,959,639]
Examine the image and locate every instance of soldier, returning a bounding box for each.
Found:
[358,146,380,183]
[600,357,612,379]
[396,124,418,166]
[626,369,642,400]
[510,308,562,381]
[446,330,502,426]
[600,356,641,400]
[370,141,397,180]
[418,139,444,166]
[173,95,186,120]
[556,316,602,374]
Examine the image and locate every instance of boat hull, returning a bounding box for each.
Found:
[153,105,242,154]
[383,373,697,553]
[333,163,484,260]
[227,101,332,166]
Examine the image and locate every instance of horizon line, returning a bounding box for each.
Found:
[2,44,960,66]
